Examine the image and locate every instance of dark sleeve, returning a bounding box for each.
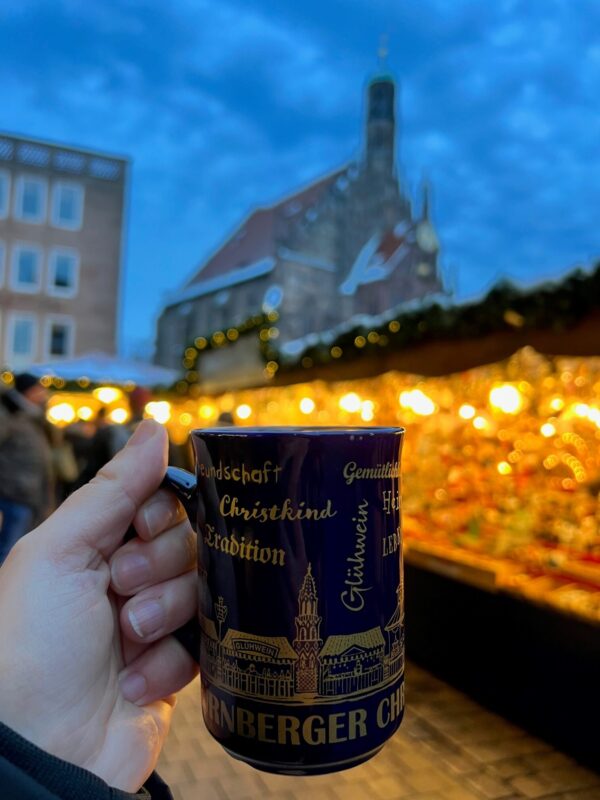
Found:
[0,722,173,800]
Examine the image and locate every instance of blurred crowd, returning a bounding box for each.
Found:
[0,374,192,564]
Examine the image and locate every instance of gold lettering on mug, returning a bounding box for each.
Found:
[382,524,401,557]
[220,495,337,523]
[341,499,372,612]
[342,461,400,485]
[382,490,401,514]
[202,687,373,745]
[199,460,283,485]
[202,685,400,744]
[204,523,286,566]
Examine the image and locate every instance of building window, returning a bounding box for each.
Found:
[14,175,47,223]
[51,181,84,230]
[0,170,10,219]
[10,243,42,293]
[45,316,75,359]
[47,248,79,297]
[6,313,37,364]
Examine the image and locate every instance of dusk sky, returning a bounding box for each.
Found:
[1,0,599,355]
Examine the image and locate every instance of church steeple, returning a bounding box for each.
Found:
[421,176,431,220]
[293,563,322,693]
[365,44,396,175]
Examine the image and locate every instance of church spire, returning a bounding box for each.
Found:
[293,563,322,693]
[365,43,396,175]
[377,34,389,71]
[421,175,431,220]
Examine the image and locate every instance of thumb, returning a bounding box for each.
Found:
[40,420,169,564]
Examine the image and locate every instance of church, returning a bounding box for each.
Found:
[154,71,444,388]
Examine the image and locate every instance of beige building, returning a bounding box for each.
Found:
[0,133,128,369]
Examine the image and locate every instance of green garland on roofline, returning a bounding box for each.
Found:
[176,264,600,390]
[175,310,280,394]
[279,264,600,372]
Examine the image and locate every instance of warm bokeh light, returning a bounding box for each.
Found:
[473,415,488,430]
[109,408,129,424]
[339,392,362,413]
[77,405,94,421]
[93,386,123,404]
[299,397,315,414]
[199,404,215,420]
[489,384,523,414]
[573,403,590,418]
[236,403,252,420]
[399,389,436,415]
[145,400,172,424]
[540,422,556,437]
[458,404,476,420]
[360,400,375,421]
[47,403,76,425]
[497,461,512,475]
[550,397,565,412]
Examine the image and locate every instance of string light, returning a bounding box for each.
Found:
[109,408,129,424]
[145,401,172,424]
[489,384,523,414]
[93,386,122,404]
[399,389,436,416]
[339,392,362,413]
[236,404,252,420]
[459,404,476,420]
[300,397,315,414]
[541,422,556,437]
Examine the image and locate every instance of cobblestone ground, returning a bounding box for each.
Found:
[158,664,600,800]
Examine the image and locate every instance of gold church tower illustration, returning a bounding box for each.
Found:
[293,563,322,693]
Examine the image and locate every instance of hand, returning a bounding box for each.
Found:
[0,420,198,792]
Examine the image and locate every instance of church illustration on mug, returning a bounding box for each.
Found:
[199,564,404,704]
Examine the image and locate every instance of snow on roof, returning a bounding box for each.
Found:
[279,291,454,362]
[165,258,275,307]
[277,247,336,273]
[30,352,179,386]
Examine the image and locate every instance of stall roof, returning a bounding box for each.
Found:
[30,352,179,387]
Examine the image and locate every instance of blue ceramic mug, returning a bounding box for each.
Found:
[166,426,405,775]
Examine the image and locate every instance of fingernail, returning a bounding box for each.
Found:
[143,498,178,538]
[112,553,151,591]
[120,671,147,704]
[127,420,158,448]
[128,599,164,638]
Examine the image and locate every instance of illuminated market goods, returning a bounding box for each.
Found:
[29,347,600,623]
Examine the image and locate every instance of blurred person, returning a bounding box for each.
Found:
[0,373,54,564]
[216,410,234,426]
[128,386,152,433]
[0,420,197,799]
[74,406,129,488]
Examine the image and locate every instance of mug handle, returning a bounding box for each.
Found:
[161,466,201,664]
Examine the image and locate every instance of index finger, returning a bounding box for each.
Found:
[133,488,189,541]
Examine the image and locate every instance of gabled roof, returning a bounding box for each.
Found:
[185,167,348,286]
[320,627,385,657]
[165,258,276,307]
